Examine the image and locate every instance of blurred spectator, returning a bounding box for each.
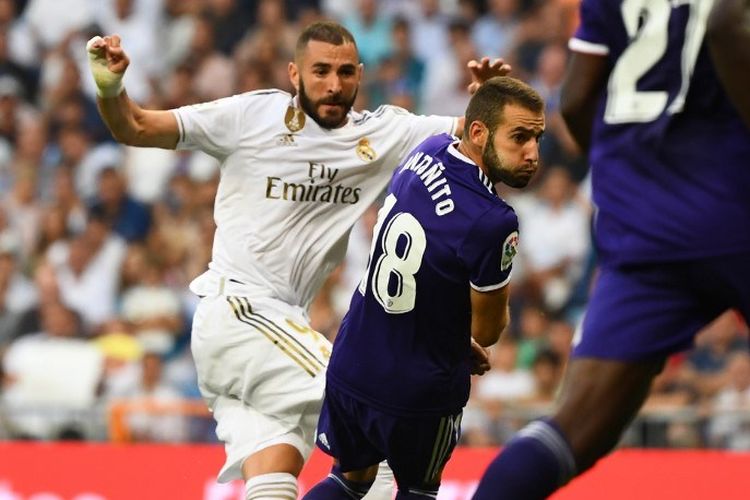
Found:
[683,310,749,399]
[524,348,563,407]
[472,0,519,59]
[422,17,475,115]
[46,212,126,330]
[0,230,36,345]
[512,0,568,77]
[89,165,152,243]
[234,0,296,80]
[0,0,37,70]
[515,304,549,369]
[105,351,189,443]
[120,250,183,354]
[2,163,40,257]
[23,0,93,51]
[93,0,160,104]
[343,0,393,67]
[708,352,750,450]
[475,339,535,403]
[0,27,35,99]
[187,13,235,101]
[515,166,590,312]
[1,300,102,439]
[206,0,251,57]
[367,17,424,109]
[408,0,451,63]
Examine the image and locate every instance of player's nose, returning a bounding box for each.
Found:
[326,74,343,94]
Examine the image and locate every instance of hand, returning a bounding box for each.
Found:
[469,338,491,376]
[86,35,129,97]
[466,57,512,95]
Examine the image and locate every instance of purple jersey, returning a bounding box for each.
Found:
[571,0,750,265]
[326,134,518,417]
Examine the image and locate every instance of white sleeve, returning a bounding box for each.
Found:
[172,94,244,159]
[382,105,458,156]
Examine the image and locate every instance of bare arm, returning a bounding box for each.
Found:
[470,285,510,347]
[707,0,750,130]
[559,51,609,153]
[88,35,179,148]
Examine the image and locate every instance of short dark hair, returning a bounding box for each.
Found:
[463,76,544,137]
[295,21,358,60]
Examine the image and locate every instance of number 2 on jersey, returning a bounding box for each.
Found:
[605,0,713,124]
[358,194,426,314]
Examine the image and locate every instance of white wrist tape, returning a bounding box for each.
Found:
[86,36,124,98]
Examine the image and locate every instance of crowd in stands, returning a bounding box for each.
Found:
[0,0,747,448]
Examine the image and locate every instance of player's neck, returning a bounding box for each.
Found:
[457,140,487,176]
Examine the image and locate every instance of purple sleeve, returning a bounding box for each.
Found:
[569,0,617,55]
[458,206,519,292]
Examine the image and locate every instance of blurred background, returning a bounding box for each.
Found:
[0,0,748,453]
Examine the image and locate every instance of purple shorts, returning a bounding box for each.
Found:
[573,251,750,361]
[315,384,462,491]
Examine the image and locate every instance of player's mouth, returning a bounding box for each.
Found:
[320,103,344,112]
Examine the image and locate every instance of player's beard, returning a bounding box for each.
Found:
[482,134,536,188]
[297,77,358,129]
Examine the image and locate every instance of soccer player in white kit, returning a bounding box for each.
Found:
[87,21,508,500]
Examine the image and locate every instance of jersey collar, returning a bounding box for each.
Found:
[447,141,495,195]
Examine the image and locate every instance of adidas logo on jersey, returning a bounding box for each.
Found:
[276,134,297,147]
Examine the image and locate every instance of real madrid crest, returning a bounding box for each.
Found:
[285,106,306,133]
[356,138,377,162]
[500,231,519,271]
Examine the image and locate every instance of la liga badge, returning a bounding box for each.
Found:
[501,231,519,271]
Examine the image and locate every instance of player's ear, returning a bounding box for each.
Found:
[469,120,489,148]
[357,62,364,81]
[288,61,300,93]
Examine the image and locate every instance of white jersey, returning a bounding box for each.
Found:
[175,89,456,309]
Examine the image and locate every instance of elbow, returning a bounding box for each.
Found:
[109,129,137,146]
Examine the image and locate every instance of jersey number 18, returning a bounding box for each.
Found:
[358,194,427,314]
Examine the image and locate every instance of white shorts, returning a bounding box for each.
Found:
[191,294,331,482]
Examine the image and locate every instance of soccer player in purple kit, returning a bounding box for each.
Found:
[301,76,545,500]
[472,0,750,499]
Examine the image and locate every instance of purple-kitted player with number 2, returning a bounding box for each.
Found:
[473,0,750,498]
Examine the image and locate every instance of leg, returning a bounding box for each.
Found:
[472,356,664,500]
[303,462,379,500]
[555,356,664,471]
[362,461,395,500]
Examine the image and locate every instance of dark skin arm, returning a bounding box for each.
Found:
[559,52,609,153]
[707,0,750,130]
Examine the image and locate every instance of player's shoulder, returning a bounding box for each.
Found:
[233,88,292,106]
[477,195,518,229]
[351,104,413,126]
